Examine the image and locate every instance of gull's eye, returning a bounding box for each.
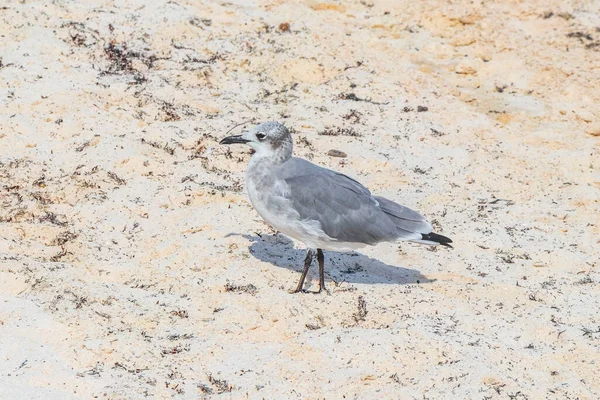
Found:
[256,132,266,141]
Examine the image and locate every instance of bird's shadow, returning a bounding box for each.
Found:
[233,234,434,287]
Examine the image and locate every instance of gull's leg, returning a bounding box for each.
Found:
[292,249,313,293]
[317,249,327,293]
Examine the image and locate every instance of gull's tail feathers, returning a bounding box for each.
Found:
[412,232,453,248]
[374,196,453,248]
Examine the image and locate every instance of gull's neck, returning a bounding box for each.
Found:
[248,139,293,173]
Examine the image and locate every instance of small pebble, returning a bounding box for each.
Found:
[584,124,600,137]
[328,149,347,158]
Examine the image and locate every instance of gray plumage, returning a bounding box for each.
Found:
[219,121,452,292]
[275,158,430,245]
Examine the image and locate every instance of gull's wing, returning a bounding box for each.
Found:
[274,158,425,245]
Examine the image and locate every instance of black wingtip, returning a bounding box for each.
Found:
[422,232,453,248]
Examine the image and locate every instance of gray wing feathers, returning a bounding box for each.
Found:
[275,158,429,244]
[374,196,433,235]
[283,173,399,245]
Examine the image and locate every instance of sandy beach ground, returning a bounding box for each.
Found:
[1,0,599,398]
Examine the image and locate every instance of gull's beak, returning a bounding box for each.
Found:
[219,135,250,145]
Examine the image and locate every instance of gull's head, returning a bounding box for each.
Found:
[220,121,293,161]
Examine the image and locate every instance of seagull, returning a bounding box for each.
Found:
[220,121,452,293]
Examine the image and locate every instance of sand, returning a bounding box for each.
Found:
[1,0,599,398]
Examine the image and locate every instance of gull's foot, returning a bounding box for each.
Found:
[289,286,316,294]
[317,282,330,295]
[290,288,330,295]
[288,285,330,295]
